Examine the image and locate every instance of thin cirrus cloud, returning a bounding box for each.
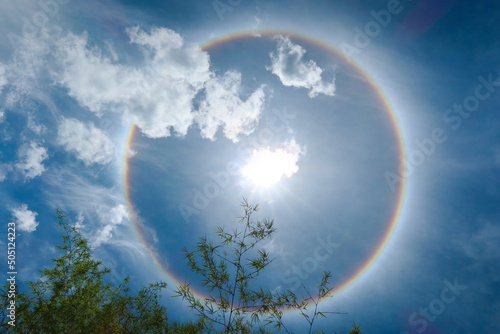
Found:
[454,221,500,261]
[0,63,7,93]
[5,28,52,100]
[15,141,48,180]
[43,168,135,249]
[0,164,12,182]
[52,26,266,141]
[57,117,115,166]
[11,204,39,232]
[267,36,335,98]
[27,113,47,135]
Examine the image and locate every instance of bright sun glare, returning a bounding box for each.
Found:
[241,147,300,187]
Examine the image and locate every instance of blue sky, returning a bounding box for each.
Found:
[1,0,499,333]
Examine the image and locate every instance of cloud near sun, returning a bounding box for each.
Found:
[241,139,304,187]
[0,25,335,239]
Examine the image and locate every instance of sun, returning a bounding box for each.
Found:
[241,146,300,187]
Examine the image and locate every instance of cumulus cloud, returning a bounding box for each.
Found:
[57,118,115,166]
[2,26,265,142]
[0,110,5,123]
[196,71,266,142]
[11,204,39,232]
[94,204,129,246]
[51,27,264,140]
[98,204,128,226]
[16,141,48,180]
[268,36,335,98]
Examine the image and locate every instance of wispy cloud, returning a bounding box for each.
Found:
[44,168,122,214]
[43,168,138,252]
[15,141,48,180]
[57,117,115,166]
[27,112,47,135]
[4,27,52,99]
[11,204,39,232]
[268,36,335,98]
[0,63,7,93]
[0,164,13,182]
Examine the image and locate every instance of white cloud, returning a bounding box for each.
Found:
[57,118,115,166]
[16,141,48,180]
[0,164,13,182]
[27,113,47,135]
[53,27,210,138]
[2,26,265,141]
[98,204,128,226]
[241,138,304,186]
[196,71,266,142]
[0,63,7,93]
[52,27,264,141]
[6,28,52,98]
[94,225,114,247]
[11,204,39,232]
[283,138,305,157]
[268,36,335,98]
[75,212,85,229]
[0,109,4,123]
[127,149,137,158]
[94,204,129,246]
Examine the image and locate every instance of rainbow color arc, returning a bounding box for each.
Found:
[123,29,407,311]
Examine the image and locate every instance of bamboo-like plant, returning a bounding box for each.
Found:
[175,199,347,334]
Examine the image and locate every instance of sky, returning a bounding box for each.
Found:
[0,0,499,333]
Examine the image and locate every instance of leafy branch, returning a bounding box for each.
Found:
[174,199,343,333]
